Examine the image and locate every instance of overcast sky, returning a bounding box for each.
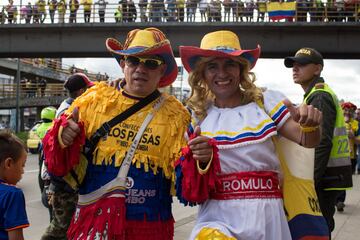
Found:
[63,57,360,106]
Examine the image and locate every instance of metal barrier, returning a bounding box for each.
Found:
[2,58,110,82]
[0,83,67,99]
[0,2,359,25]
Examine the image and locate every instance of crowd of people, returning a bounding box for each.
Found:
[0,27,359,240]
[0,0,359,24]
[19,77,47,97]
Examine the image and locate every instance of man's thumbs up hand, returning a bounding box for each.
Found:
[283,99,322,127]
[61,107,81,146]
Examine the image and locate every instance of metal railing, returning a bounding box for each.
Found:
[3,58,111,82]
[0,2,359,25]
[0,83,67,99]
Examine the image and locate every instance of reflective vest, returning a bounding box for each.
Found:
[304,83,353,190]
[36,122,53,139]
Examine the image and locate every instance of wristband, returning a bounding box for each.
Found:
[58,126,68,149]
[57,113,74,149]
[300,125,319,133]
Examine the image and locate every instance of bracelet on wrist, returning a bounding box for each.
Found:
[197,151,213,175]
[58,126,68,149]
[300,125,319,133]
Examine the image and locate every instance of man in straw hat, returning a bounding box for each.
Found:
[176,30,327,239]
[285,48,353,238]
[42,27,213,239]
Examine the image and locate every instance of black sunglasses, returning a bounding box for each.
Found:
[124,56,163,70]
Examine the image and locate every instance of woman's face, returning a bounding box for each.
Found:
[203,57,242,105]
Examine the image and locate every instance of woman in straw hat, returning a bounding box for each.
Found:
[176,30,325,239]
[42,28,213,240]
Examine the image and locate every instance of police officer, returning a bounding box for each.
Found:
[285,47,353,238]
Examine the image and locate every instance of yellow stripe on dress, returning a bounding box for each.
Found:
[202,118,273,137]
[269,101,284,117]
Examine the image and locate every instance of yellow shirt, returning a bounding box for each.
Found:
[57,0,66,13]
[81,0,93,11]
[48,0,57,11]
[37,0,46,12]
[177,0,185,8]
[346,119,358,159]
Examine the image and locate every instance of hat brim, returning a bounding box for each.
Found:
[106,38,177,88]
[284,56,315,68]
[179,45,261,73]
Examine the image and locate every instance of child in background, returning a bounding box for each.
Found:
[0,130,29,240]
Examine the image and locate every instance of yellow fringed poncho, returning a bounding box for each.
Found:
[66,82,190,190]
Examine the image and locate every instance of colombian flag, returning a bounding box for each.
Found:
[275,137,330,240]
[267,2,296,21]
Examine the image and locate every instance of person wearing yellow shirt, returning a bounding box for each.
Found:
[342,102,360,174]
[257,0,266,22]
[69,0,80,23]
[81,0,93,22]
[48,0,57,23]
[57,0,67,23]
[177,0,185,21]
[355,108,360,174]
[114,5,122,22]
[336,102,360,212]
[36,0,47,23]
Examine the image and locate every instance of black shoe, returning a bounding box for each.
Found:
[336,202,345,212]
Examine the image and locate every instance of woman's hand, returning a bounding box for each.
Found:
[188,126,213,165]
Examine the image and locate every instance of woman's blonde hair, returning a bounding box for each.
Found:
[186,57,263,121]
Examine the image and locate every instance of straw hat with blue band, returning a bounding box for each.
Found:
[105,28,178,88]
[180,30,261,72]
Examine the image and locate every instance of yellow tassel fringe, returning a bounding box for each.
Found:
[67,82,190,191]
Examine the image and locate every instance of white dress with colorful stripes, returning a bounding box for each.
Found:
[189,89,292,240]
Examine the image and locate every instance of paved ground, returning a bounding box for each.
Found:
[21,153,360,239]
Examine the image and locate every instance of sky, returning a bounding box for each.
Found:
[63,57,360,106]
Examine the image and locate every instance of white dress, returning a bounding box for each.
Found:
[189,89,292,240]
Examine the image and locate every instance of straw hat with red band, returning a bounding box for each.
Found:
[180,30,261,73]
[105,28,178,88]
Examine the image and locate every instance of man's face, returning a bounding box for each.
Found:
[121,55,166,97]
[292,62,321,86]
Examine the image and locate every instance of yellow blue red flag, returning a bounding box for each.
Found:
[267,2,296,21]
